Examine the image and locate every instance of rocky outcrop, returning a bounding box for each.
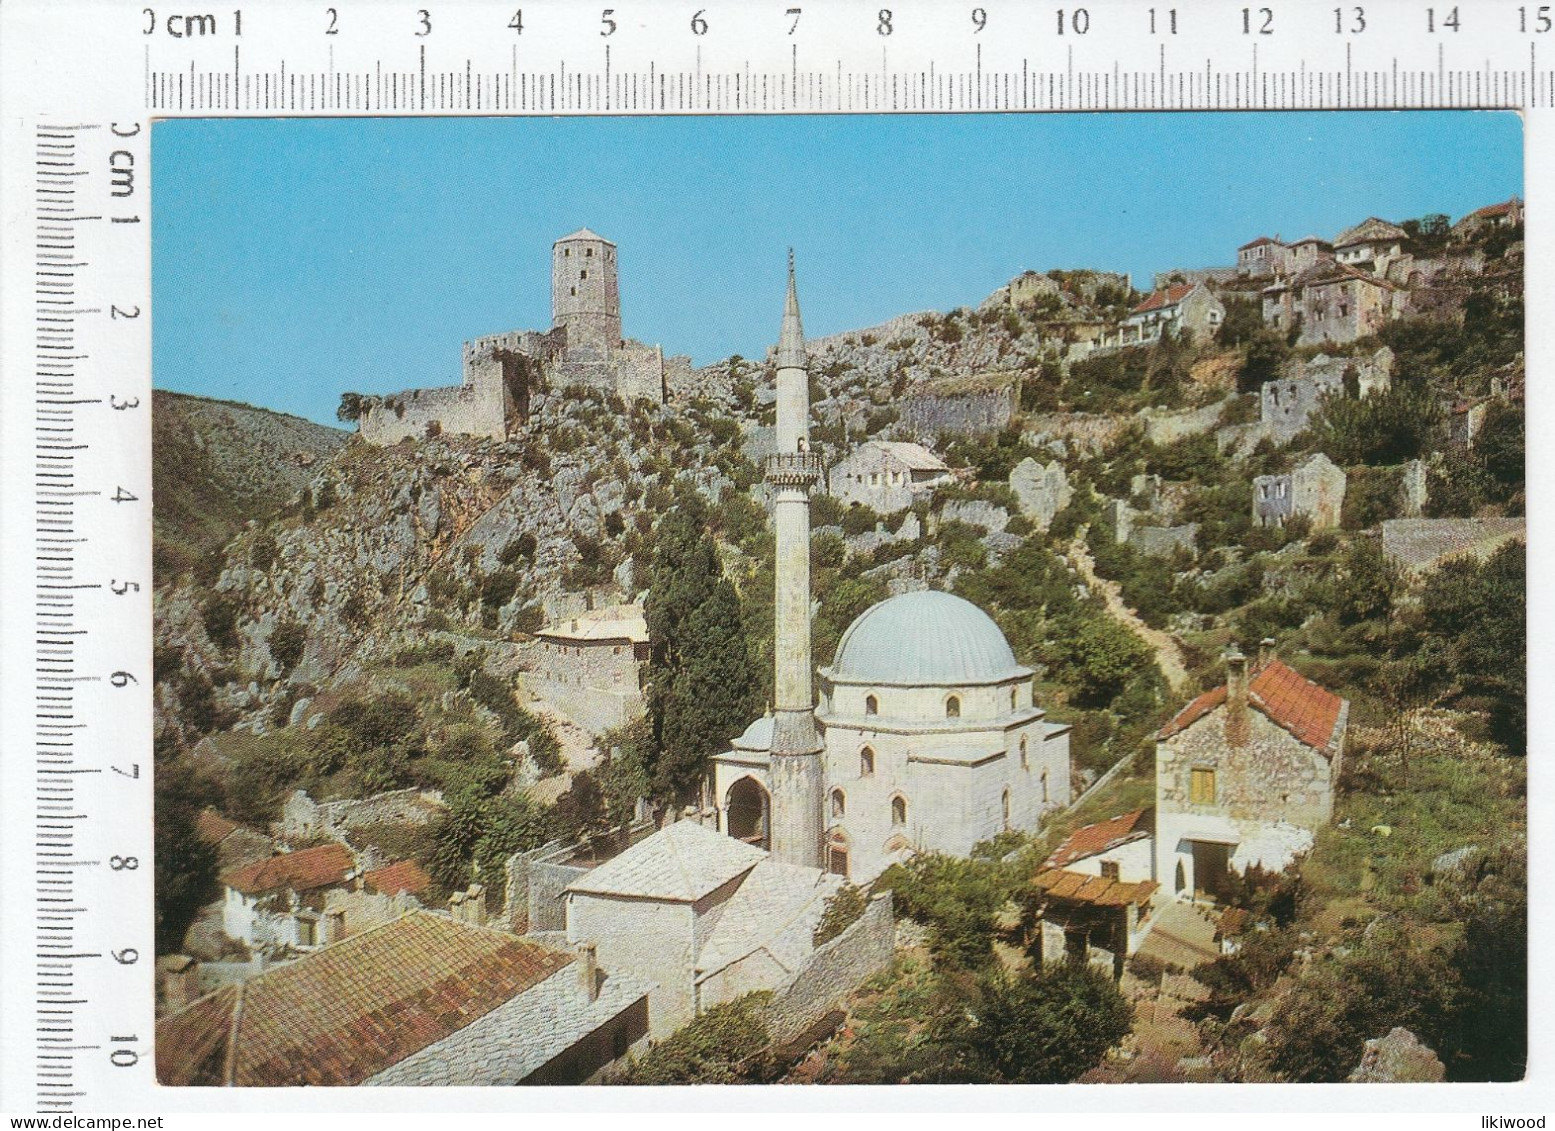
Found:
[1347,1028,1447,1083]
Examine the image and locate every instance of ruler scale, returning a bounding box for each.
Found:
[0,0,1548,1115]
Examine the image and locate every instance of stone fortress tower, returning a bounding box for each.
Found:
[766,253,826,870]
[355,228,690,444]
[551,228,622,361]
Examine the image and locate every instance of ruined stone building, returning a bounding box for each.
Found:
[1261,263,1403,347]
[827,440,951,514]
[1260,348,1394,444]
[520,603,649,735]
[1154,645,1348,903]
[1237,236,1291,276]
[1253,452,1347,531]
[357,229,690,445]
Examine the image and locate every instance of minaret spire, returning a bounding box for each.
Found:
[765,251,825,870]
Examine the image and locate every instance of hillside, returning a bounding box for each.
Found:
[153,391,349,583]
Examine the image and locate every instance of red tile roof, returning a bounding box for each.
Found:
[194,808,239,845]
[1045,809,1152,870]
[362,859,433,897]
[1157,659,1346,755]
[1239,235,1283,250]
[1470,199,1518,220]
[1033,868,1158,908]
[1131,283,1196,315]
[156,911,573,1087]
[221,843,354,897]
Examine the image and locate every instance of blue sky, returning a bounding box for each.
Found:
[153,112,1522,426]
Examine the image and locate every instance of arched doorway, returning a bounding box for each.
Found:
[827,829,851,879]
[725,777,770,850]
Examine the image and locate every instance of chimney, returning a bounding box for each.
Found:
[465,883,485,927]
[576,942,600,1003]
[449,890,466,923]
[1259,637,1276,671]
[1226,649,1250,748]
[322,909,345,945]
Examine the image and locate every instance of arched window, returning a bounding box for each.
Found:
[1002,788,1011,828]
[859,747,875,777]
[1040,769,1049,803]
[864,694,878,716]
[830,788,846,818]
[945,695,961,719]
[1010,687,1018,711]
[891,795,907,827]
[1020,735,1029,772]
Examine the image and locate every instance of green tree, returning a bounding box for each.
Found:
[933,963,1134,1083]
[1333,538,1399,626]
[1238,330,1291,393]
[336,391,365,424]
[154,739,220,953]
[268,620,306,675]
[1419,540,1525,750]
[1309,382,1443,466]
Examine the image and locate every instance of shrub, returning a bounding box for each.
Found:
[201,595,242,649]
[268,620,306,674]
[813,884,869,947]
[618,993,775,1084]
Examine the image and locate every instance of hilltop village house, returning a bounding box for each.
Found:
[827,440,952,514]
[355,229,691,444]
[521,603,650,734]
[1108,282,1225,348]
[1261,264,1403,347]
[1253,453,1348,531]
[1237,236,1292,276]
[1333,217,1411,273]
[1452,197,1523,238]
[220,843,356,951]
[1154,647,1348,902]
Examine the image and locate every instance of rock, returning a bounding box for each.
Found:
[1347,1028,1446,1083]
[288,697,313,727]
[895,512,922,542]
[418,485,442,536]
[1431,845,1478,881]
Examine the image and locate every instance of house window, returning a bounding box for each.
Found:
[1190,767,1217,805]
[580,269,588,279]
[864,694,878,716]
[1100,860,1121,881]
[831,789,846,818]
[891,796,907,826]
[586,247,594,257]
[1020,735,1029,771]
[564,248,571,257]
[570,287,577,297]
[860,747,875,777]
[945,696,960,719]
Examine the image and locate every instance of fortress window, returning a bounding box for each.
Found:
[891,796,908,827]
[864,694,878,716]
[945,696,961,719]
[860,747,875,776]
[831,789,846,818]
[586,247,594,257]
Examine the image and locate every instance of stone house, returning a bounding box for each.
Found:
[827,440,951,514]
[1112,282,1225,347]
[1252,452,1347,531]
[1154,646,1348,903]
[1008,456,1072,531]
[1333,217,1410,275]
[522,603,650,734]
[1263,264,1401,347]
[1029,868,1159,975]
[1452,197,1523,238]
[193,808,275,870]
[1285,235,1335,274]
[1236,236,1290,277]
[220,843,356,951]
[1259,349,1393,444]
[156,910,650,1086]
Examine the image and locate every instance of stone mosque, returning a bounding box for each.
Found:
[710,257,1073,884]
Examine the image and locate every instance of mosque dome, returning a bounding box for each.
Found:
[827,590,1030,687]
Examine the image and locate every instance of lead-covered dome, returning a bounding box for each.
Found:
[827,590,1030,687]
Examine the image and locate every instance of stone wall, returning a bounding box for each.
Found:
[1139,397,1230,445]
[1127,523,1199,558]
[358,382,506,445]
[1021,412,1131,456]
[900,385,1016,437]
[280,788,444,844]
[752,891,897,1047]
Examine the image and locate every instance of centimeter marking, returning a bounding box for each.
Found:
[147,41,1552,112]
[34,119,103,1113]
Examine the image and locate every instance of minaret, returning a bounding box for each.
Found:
[766,252,825,870]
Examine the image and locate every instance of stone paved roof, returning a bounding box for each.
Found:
[565,820,766,902]
[1333,216,1408,248]
[155,911,572,1087]
[1045,808,1153,870]
[866,440,949,472]
[220,843,354,897]
[555,227,615,246]
[695,859,842,981]
[194,807,239,845]
[1381,517,1525,574]
[537,603,648,644]
[1158,659,1346,755]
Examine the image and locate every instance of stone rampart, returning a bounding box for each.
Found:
[359,383,505,445]
[900,386,1015,437]
[1139,398,1231,445]
[1022,412,1131,456]
[280,788,445,844]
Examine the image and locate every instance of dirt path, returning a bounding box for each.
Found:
[1067,533,1192,696]
[517,692,602,803]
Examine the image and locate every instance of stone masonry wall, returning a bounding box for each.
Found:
[753,891,896,1047]
[359,382,505,445]
[900,387,1015,437]
[280,788,444,844]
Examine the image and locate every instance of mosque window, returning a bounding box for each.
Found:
[1010,687,1018,711]
[831,789,846,818]
[1020,735,1029,771]
[1002,789,1011,828]
[859,747,875,777]
[864,694,878,716]
[891,796,907,826]
[1040,769,1049,803]
[945,696,961,719]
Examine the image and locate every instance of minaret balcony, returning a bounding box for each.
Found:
[765,451,823,485]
